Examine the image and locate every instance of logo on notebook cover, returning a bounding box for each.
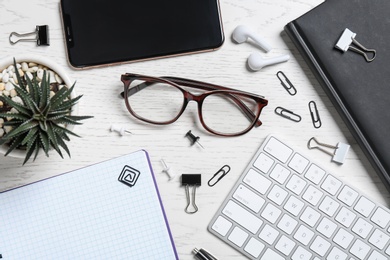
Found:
[118,165,140,187]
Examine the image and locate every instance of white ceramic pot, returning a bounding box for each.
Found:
[0,55,78,158]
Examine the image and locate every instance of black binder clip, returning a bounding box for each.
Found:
[275,106,301,122]
[9,25,50,46]
[181,174,201,214]
[208,165,230,187]
[308,101,322,128]
[335,28,376,62]
[276,71,297,96]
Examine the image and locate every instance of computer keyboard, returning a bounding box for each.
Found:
[208,135,390,260]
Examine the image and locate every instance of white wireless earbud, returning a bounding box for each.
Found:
[232,25,272,52]
[247,53,290,71]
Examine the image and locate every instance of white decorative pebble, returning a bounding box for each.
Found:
[4,125,13,133]
[55,74,63,83]
[0,101,3,107]
[28,62,37,67]
[5,82,14,91]
[10,89,17,97]
[0,83,4,91]
[2,90,9,96]
[21,62,28,71]
[8,70,14,77]
[28,66,38,73]
[26,71,33,80]
[7,65,15,72]
[0,128,4,137]
[37,69,44,81]
[50,91,55,98]
[12,96,23,104]
[2,73,9,83]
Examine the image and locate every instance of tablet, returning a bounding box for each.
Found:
[60,0,224,69]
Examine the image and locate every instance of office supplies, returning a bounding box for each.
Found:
[335,28,376,62]
[110,124,132,136]
[193,248,218,260]
[0,150,178,259]
[308,101,321,129]
[247,53,290,71]
[60,0,224,68]
[308,137,350,164]
[182,174,201,214]
[276,71,297,96]
[9,25,49,46]
[285,0,390,190]
[208,165,231,187]
[208,135,390,259]
[274,106,301,122]
[186,130,204,149]
[161,159,176,180]
[232,25,272,52]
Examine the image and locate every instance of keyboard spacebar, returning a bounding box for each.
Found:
[222,200,263,234]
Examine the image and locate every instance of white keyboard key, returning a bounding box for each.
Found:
[260,248,284,260]
[211,216,232,236]
[302,185,323,206]
[288,153,309,174]
[354,196,375,217]
[291,246,312,260]
[233,184,265,213]
[275,235,296,256]
[270,164,290,184]
[337,185,358,206]
[243,169,272,195]
[286,174,307,195]
[368,250,388,260]
[244,237,265,258]
[352,218,373,239]
[261,203,282,224]
[317,217,337,238]
[267,185,288,205]
[371,207,390,228]
[259,224,279,245]
[293,225,315,246]
[254,153,274,174]
[310,235,331,257]
[300,206,321,227]
[386,244,390,255]
[228,226,249,247]
[264,137,293,163]
[319,196,340,217]
[321,175,342,195]
[222,200,263,234]
[350,239,371,260]
[284,195,304,216]
[277,214,298,235]
[368,229,390,250]
[333,228,354,249]
[327,247,348,260]
[335,207,356,228]
[304,164,326,185]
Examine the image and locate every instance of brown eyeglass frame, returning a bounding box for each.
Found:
[121,73,268,137]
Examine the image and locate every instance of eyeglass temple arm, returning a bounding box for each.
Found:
[163,77,263,127]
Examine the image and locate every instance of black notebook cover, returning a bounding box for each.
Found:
[285,0,390,190]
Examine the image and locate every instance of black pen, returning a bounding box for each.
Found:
[193,248,218,260]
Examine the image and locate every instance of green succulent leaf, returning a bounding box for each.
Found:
[4,135,26,156]
[3,120,39,140]
[0,95,31,116]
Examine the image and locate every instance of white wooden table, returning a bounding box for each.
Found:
[1,0,389,259]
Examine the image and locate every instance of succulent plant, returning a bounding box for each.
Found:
[0,59,92,164]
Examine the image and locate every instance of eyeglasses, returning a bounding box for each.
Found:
[120,73,268,136]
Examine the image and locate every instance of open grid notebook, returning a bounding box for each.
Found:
[0,150,178,259]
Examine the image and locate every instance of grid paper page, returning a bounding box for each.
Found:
[0,150,178,259]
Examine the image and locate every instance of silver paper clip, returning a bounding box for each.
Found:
[335,28,376,62]
[308,137,350,164]
[208,165,230,187]
[275,106,301,122]
[276,71,297,96]
[308,101,322,128]
[9,25,50,46]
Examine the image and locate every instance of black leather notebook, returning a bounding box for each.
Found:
[285,0,390,190]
